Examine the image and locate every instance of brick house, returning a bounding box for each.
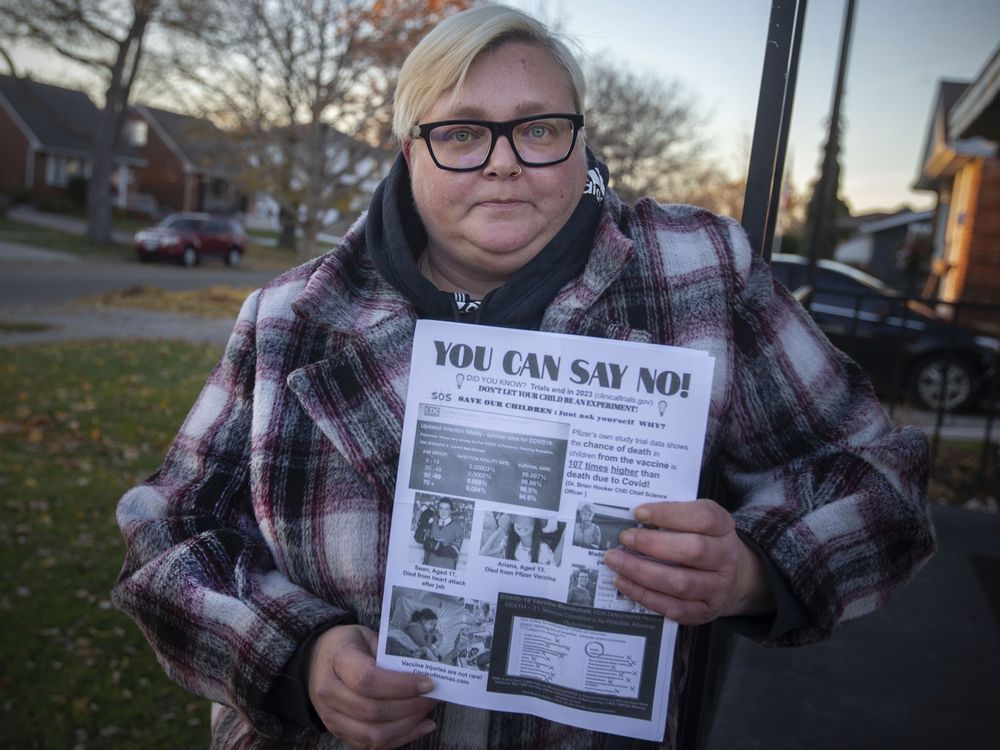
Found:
[128,105,246,215]
[915,44,1000,333]
[0,74,145,207]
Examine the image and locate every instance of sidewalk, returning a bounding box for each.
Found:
[0,237,81,263]
[7,205,135,245]
[706,505,1000,750]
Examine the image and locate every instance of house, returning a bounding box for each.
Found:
[0,74,145,208]
[834,208,934,293]
[914,43,1000,333]
[242,122,392,238]
[128,105,246,215]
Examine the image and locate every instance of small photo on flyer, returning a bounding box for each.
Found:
[574,502,641,552]
[410,494,475,571]
[571,502,604,550]
[566,565,598,607]
[478,511,566,566]
[385,586,496,671]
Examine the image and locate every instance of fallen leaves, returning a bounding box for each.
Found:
[1,340,218,747]
[72,284,255,319]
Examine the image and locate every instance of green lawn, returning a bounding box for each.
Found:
[0,217,129,259]
[0,340,221,748]
[0,338,991,748]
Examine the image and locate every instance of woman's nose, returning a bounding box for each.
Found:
[484,135,521,177]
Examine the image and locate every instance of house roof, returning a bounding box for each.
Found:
[856,209,934,235]
[915,46,1000,192]
[913,80,970,190]
[949,43,1000,142]
[134,105,237,177]
[0,74,144,163]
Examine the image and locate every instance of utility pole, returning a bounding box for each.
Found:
[805,0,857,297]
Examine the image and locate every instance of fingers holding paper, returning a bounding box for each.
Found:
[603,498,774,625]
[308,624,439,749]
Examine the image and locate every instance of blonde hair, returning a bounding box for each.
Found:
[392,5,586,142]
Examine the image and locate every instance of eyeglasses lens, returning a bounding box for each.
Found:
[428,117,576,169]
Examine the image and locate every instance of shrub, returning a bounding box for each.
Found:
[67,175,89,208]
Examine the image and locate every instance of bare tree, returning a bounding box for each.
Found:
[0,42,17,76]
[0,1,209,244]
[584,56,711,205]
[160,0,470,259]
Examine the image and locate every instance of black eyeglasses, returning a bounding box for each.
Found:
[410,113,584,172]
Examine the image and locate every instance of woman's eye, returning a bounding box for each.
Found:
[526,123,553,138]
[442,127,479,143]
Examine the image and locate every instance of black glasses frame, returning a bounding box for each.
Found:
[410,113,585,172]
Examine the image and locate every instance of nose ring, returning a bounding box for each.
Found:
[512,166,522,176]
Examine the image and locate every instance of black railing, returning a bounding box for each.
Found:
[794,284,1000,488]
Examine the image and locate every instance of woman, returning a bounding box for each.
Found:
[112,6,933,750]
[573,503,602,549]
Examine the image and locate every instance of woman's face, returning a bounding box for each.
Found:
[405,41,588,293]
[579,507,593,523]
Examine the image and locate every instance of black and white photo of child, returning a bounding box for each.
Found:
[384,587,496,670]
[480,512,565,566]
[566,566,597,607]
[410,494,474,570]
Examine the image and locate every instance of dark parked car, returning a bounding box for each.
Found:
[770,254,999,412]
[134,213,246,267]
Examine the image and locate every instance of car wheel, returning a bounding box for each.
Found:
[225,247,242,267]
[910,355,976,412]
[180,245,199,268]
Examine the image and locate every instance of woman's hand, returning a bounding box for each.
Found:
[307,624,438,750]
[603,499,774,625]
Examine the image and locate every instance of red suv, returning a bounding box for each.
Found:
[134,213,246,267]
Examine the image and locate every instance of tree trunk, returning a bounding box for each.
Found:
[300,119,326,262]
[85,128,115,245]
[85,7,151,245]
[278,207,297,251]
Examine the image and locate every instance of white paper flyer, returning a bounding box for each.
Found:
[376,320,715,741]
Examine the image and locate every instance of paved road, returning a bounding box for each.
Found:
[1,243,995,443]
[0,241,282,347]
[0,248,279,306]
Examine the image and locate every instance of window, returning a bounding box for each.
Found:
[44,155,91,188]
[124,120,148,147]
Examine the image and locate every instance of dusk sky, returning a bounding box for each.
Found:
[509,0,1000,213]
[7,1,999,215]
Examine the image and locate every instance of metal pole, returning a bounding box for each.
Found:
[742,0,807,260]
[763,1,807,262]
[804,0,857,297]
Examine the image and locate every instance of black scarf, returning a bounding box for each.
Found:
[367,150,608,329]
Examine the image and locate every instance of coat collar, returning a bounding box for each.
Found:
[287,197,642,501]
[290,212,416,337]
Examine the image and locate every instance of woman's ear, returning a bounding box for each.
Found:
[402,138,413,169]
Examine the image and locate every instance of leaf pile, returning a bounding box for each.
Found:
[928,441,999,512]
[74,285,256,319]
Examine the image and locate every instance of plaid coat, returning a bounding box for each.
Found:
[112,195,933,749]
